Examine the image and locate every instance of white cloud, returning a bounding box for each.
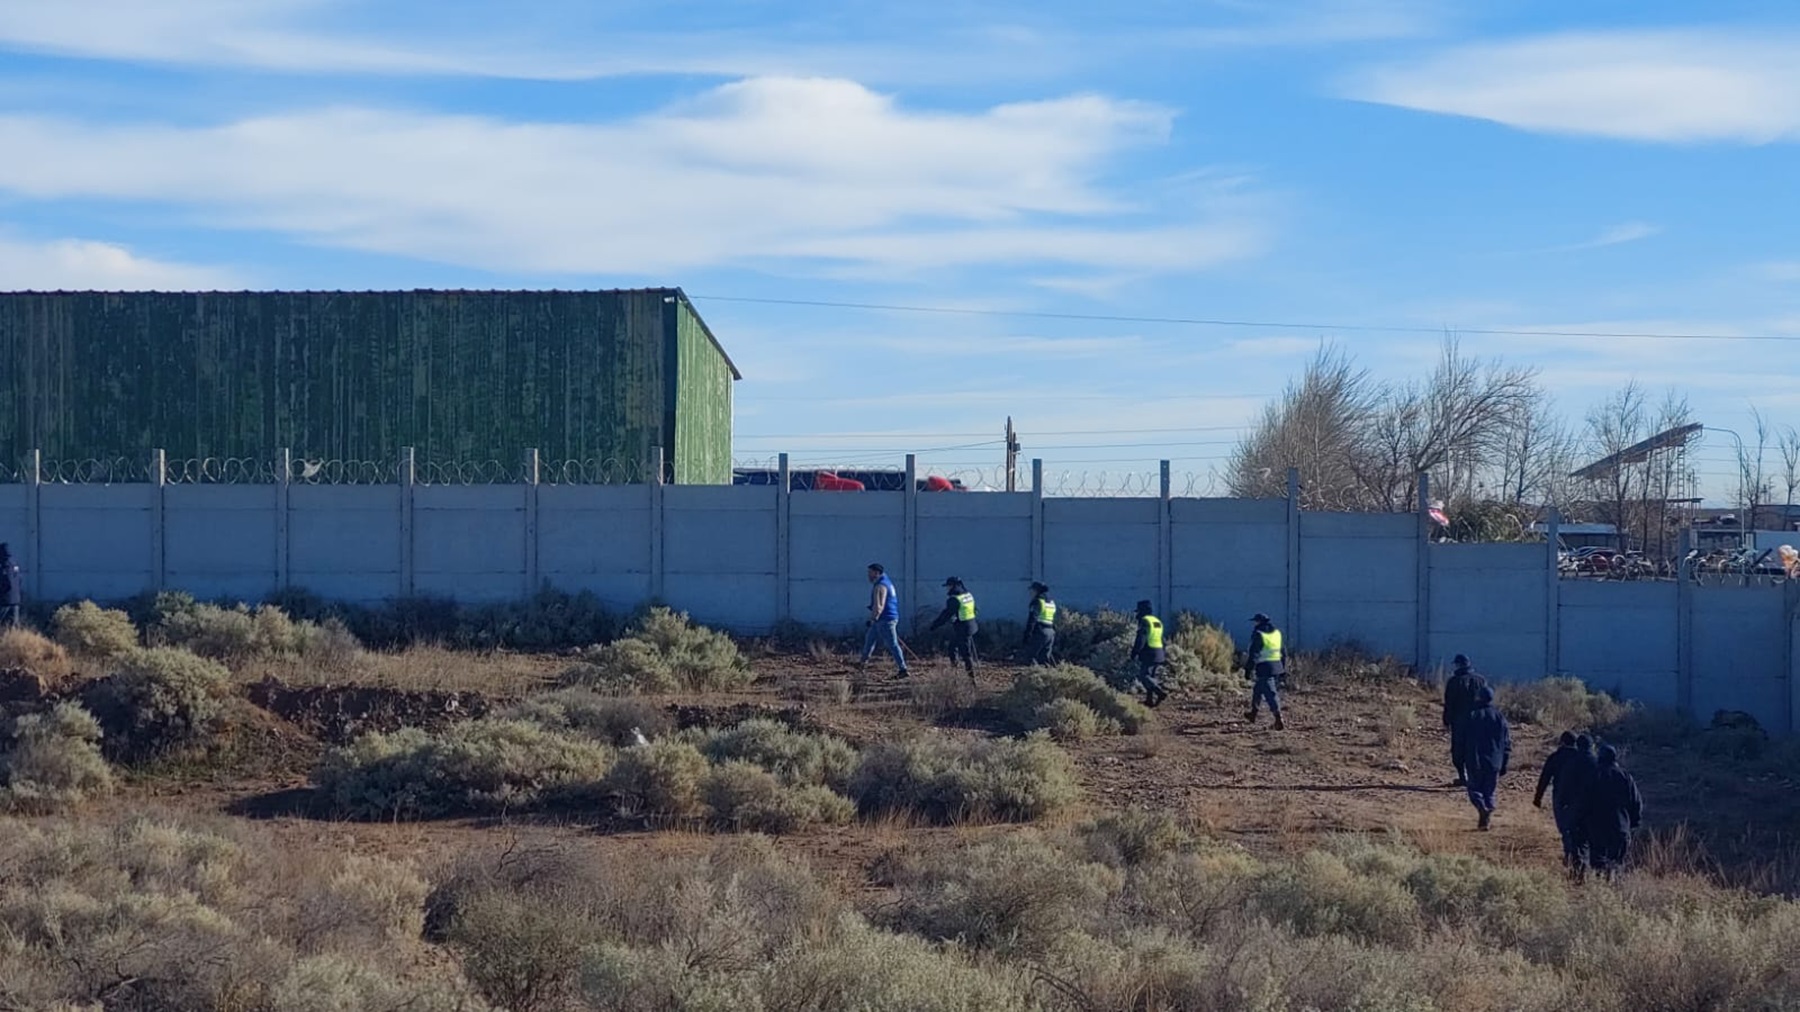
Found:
[1345,29,1800,143]
[0,233,240,290]
[1754,261,1800,283]
[1540,221,1662,253]
[0,78,1264,277]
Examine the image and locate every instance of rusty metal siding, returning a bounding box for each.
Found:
[0,290,732,477]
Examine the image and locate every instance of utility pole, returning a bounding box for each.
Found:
[1004,417,1020,492]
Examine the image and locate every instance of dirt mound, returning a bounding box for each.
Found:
[247,680,491,744]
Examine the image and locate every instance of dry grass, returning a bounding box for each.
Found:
[0,628,73,683]
[259,643,559,695]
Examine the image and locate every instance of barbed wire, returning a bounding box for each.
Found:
[738,459,1228,497]
[287,459,398,485]
[167,457,282,484]
[540,457,654,485]
[415,460,517,485]
[34,458,151,484]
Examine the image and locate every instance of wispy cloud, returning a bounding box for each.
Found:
[0,78,1265,279]
[1541,221,1662,253]
[0,231,241,290]
[1344,29,1800,143]
[1753,261,1800,283]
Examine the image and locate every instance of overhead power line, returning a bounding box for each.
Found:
[692,294,1800,343]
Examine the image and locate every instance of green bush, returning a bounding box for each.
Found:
[500,689,672,747]
[0,703,114,813]
[700,761,855,833]
[1251,849,1423,947]
[445,890,592,1012]
[150,595,361,667]
[1031,697,1105,741]
[848,732,1079,825]
[50,601,141,661]
[1078,810,1195,868]
[1501,676,1631,731]
[1052,607,1135,664]
[80,647,233,762]
[559,607,751,694]
[683,718,858,790]
[998,663,1150,736]
[314,719,614,819]
[598,739,711,819]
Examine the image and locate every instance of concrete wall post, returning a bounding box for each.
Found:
[151,449,167,591]
[276,447,291,590]
[399,447,416,598]
[776,453,792,623]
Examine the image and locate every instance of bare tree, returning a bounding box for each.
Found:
[1738,408,1775,529]
[1227,345,1374,508]
[1580,382,1647,550]
[1776,425,1800,515]
[1640,390,1693,557]
[1494,386,1575,507]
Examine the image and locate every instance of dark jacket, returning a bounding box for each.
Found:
[929,591,977,634]
[1534,745,1596,811]
[0,554,18,606]
[1443,668,1488,728]
[1455,687,1512,775]
[1584,759,1644,838]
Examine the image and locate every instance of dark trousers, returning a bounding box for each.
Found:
[1250,674,1281,717]
[1135,659,1165,697]
[1553,805,1587,866]
[1026,625,1055,665]
[948,621,978,674]
[1448,724,1470,782]
[0,604,17,630]
[1589,828,1630,873]
[1466,766,1499,813]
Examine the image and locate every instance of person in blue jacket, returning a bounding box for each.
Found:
[859,563,909,678]
[1456,684,1512,831]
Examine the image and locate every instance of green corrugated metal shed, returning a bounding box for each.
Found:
[0,288,739,482]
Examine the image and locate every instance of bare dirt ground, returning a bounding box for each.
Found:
[103,649,1622,893]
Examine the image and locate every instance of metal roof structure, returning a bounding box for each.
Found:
[1569,422,1703,481]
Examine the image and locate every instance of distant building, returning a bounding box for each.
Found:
[0,288,739,483]
[1530,521,1618,549]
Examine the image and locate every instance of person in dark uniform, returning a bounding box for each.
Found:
[929,577,979,681]
[1244,613,1285,730]
[1442,654,1488,787]
[1457,685,1512,831]
[0,543,19,630]
[1584,744,1644,880]
[1130,600,1169,708]
[1022,582,1057,665]
[1534,732,1598,874]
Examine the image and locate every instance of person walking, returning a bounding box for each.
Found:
[929,577,979,681]
[1456,685,1512,830]
[1243,612,1285,729]
[1022,582,1057,665]
[1130,600,1169,708]
[1584,744,1644,880]
[0,543,19,630]
[1534,732,1598,874]
[1442,654,1489,787]
[859,563,909,678]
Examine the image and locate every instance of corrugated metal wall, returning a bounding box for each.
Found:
[673,299,734,484]
[0,290,734,478]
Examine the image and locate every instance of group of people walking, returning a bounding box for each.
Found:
[1444,654,1645,873]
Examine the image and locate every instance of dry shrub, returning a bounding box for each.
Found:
[50,601,140,661]
[998,663,1150,736]
[268,954,494,1012]
[1501,676,1631,730]
[848,731,1079,824]
[559,606,750,693]
[759,913,1033,1011]
[908,667,979,719]
[598,738,710,819]
[150,592,360,666]
[1078,810,1194,868]
[0,703,114,813]
[0,627,73,683]
[881,832,1120,956]
[500,688,672,746]
[683,717,858,790]
[446,890,591,1012]
[80,647,233,763]
[1052,607,1135,664]
[1172,611,1237,673]
[1033,697,1105,741]
[1252,849,1424,946]
[700,761,855,833]
[1379,703,1420,745]
[314,718,613,819]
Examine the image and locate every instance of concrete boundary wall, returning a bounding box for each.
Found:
[1,455,1795,730]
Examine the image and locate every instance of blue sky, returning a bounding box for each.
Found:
[2,0,1797,499]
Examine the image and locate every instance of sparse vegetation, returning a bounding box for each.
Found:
[559,606,751,693]
[80,646,233,762]
[50,601,140,661]
[998,662,1150,736]
[314,718,614,819]
[0,703,113,812]
[149,593,361,667]
[270,584,621,651]
[848,731,1079,824]
[682,717,858,790]
[1050,607,1135,665]
[0,627,73,683]
[1172,611,1238,673]
[1501,675,1631,730]
[501,688,672,746]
